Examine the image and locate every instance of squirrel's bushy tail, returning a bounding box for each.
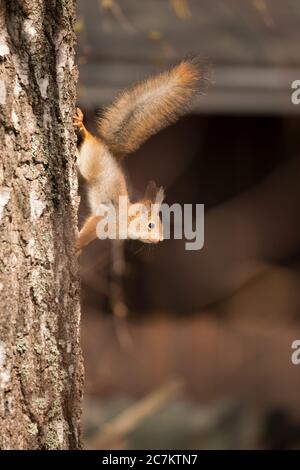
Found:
[97,59,209,158]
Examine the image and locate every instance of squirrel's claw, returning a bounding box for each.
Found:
[75,107,84,120]
[73,107,84,128]
[75,238,82,258]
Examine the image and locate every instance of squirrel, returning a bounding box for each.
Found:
[74,58,206,256]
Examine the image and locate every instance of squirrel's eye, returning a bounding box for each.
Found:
[148,222,155,230]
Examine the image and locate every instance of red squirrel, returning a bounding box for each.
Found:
[74,59,206,255]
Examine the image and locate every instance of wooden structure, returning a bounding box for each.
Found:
[77,0,300,114]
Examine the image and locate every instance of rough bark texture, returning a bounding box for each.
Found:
[0,0,83,449]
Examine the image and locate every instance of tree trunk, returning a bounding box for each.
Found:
[0,0,83,449]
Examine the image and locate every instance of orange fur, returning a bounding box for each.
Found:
[97,59,206,158]
[75,59,207,253]
[76,215,102,256]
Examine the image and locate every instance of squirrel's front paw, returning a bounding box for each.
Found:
[75,236,82,258]
[73,107,84,130]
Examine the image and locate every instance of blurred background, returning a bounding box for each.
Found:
[76,0,300,449]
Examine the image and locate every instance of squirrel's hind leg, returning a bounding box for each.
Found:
[73,107,91,140]
[74,108,105,183]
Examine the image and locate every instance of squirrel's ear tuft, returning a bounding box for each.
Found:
[144,180,165,204]
[144,180,158,202]
[155,187,165,205]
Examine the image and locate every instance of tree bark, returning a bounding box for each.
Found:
[0,0,83,449]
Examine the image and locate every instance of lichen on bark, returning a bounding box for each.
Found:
[0,0,83,450]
